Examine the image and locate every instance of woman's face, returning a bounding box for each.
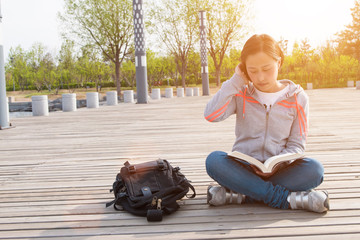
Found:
[245,51,281,93]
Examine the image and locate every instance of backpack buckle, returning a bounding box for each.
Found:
[147,197,163,221]
[128,165,136,173]
[157,159,165,170]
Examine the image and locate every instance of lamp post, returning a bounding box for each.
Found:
[0,0,10,129]
[199,10,210,96]
[132,0,148,104]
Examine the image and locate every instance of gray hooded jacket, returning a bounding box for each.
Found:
[204,73,309,162]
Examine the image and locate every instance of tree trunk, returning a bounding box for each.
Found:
[181,71,186,89]
[181,59,187,89]
[115,61,121,97]
[215,67,221,86]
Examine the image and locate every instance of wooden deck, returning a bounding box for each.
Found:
[1,87,360,239]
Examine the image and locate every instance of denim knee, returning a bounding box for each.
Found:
[205,151,227,177]
[304,158,324,186]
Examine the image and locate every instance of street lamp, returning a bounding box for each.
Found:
[132,0,148,103]
[199,11,210,96]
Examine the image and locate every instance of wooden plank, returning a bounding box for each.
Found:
[0,88,360,239]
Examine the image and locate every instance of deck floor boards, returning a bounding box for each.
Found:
[1,87,360,239]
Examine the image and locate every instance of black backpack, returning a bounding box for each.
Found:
[106,159,196,221]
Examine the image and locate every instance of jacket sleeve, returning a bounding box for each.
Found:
[279,92,309,155]
[204,73,246,122]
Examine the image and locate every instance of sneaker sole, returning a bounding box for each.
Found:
[206,185,213,205]
[323,190,330,211]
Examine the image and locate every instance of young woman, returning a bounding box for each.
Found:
[204,34,329,213]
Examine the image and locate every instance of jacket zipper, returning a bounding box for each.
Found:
[262,104,271,160]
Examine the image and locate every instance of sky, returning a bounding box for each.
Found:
[252,0,354,53]
[0,0,356,61]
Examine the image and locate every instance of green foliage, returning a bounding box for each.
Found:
[60,0,134,94]
[336,0,360,61]
[204,0,250,86]
[278,40,359,88]
[148,0,199,88]
[4,0,360,92]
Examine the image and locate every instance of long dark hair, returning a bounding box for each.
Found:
[240,34,284,80]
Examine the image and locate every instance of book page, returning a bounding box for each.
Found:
[264,152,305,171]
[229,151,305,173]
[228,151,267,172]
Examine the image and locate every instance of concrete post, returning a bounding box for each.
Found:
[86,92,99,108]
[133,0,148,103]
[106,91,118,106]
[199,11,210,96]
[151,88,161,100]
[165,88,173,98]
[193,87,200,96]
[0,2,10,128]
[186,88,193,97]
[62,93,77,112]
[307,83,313,90]
[177,88,184,97]
[356,81,360,90]
[347,80,354,87]
[124,90,135,103]
[32,95,49,116]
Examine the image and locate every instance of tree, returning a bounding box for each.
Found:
[220,48,241,80]
[149,0,199,88]
[186,50,201,85]
[278,37,289,56]
[27,43,57,92]
[60,0,134,96]
[336,0,360,61]
[58,40,77,90]
[205,0,251,86]
[120,60,136,88]
[7,46,29,91]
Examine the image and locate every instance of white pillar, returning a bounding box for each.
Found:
[62,93,77,112]
[86,92,99,108]
[165,88,173,98]
[307,83,313,90]
[124,90,135,103]
[177,88,184,97]
[0,7,9,128]
[106,91,118,105]
[193,87,200,96]
[32,95,49,116]
[6,96,9,122]
[347,80,354,87]
[151,88,161,100]
[186,88,193,97]
[356,81,360,90]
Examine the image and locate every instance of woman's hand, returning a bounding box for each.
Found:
[235,63,249,85]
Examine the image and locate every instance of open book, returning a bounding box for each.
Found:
[228,151,305,173]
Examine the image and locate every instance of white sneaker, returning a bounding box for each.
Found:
[288,190,329,213]
[207,185,244,206]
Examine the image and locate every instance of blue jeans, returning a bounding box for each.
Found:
[206,151,324,209]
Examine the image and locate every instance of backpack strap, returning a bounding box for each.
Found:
[186,182,196,198]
